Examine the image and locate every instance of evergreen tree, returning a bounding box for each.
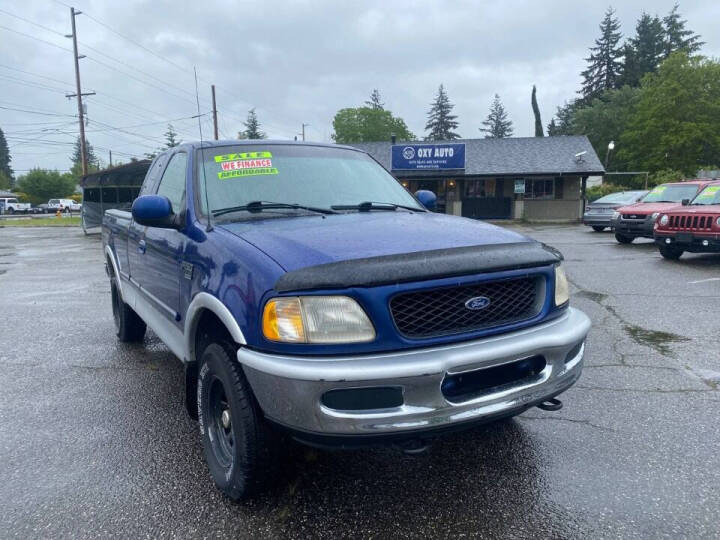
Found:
[547,118,559,136]
[480,94,514,138]
[548,100,581,136]
[70,137,99,180]
[0,127,13,185]
[531,85,543,137]
[163,124,181,148]
[365,89,384,110]
[240,108,266,139]
[662,3,703,58]
[619,12,665,87]
[580,7,623,102]
[424,84,460,140]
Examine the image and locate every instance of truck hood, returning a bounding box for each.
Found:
[616,202,682,215]
[663,204,720,215]
[219,212,531,272]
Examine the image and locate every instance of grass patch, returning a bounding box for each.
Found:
[0,217,81,227]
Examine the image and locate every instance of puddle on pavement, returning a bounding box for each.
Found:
[623,323,689,356]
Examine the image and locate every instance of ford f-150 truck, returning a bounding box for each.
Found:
[654,181,720,259]
[103,141,590,498]
[609,180,714,244]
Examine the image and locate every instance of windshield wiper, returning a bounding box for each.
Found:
[212,201,338,217]
[331,201,423,212]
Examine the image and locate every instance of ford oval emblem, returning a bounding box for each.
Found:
[464,296,491,311]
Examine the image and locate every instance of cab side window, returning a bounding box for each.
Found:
[156,153,188,213]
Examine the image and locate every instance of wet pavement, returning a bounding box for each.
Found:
[0,225,719,538]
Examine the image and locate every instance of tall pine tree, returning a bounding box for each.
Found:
[480,94,514,138]
[580,7,623,102]
[619,12,665,87]
[424,84,460,140]
[365,89,384,110]
[547,100,579,136]
[0,126,13,186]
[163,124,180,148]
[70,136,99,180]
[662,3,703,58]
[531,85,543,136]
[240,108,266,139]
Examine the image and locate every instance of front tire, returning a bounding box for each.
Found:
[592,226,606,232]
[197,340,278,499]
[7,207,14,215]
[615,233,634,244]
[659,246,683,260]
[111,279,146,342]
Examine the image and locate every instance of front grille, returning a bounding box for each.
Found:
[622,213,647,220]
[668,214,714,230]
[390,276,543,339]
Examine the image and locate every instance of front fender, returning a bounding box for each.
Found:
[184,292,247,362]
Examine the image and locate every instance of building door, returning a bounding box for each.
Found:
[461,179,512,219]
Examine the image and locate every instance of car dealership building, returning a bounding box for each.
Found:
[351,136,604,221]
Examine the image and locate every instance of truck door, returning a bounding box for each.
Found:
[128,151,187,322]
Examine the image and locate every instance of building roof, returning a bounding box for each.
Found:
[350,136,605,177]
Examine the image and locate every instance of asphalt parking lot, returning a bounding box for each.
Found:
[1,225,719,538]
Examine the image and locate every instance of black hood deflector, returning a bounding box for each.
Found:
[274,242,562,292]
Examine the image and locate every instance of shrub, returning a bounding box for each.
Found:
[586,183,632,202]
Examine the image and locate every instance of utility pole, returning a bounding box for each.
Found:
[211,85,219,140]
[65,7,95,177]
[108,150,112,167]
[301,123,309,141]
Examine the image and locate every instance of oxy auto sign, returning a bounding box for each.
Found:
[391,143,465,170]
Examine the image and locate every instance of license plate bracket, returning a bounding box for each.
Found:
[676,232,693,243]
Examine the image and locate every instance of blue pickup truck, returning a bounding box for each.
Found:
[103,141,590,498]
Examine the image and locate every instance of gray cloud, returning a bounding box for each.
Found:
[2,0,718,174]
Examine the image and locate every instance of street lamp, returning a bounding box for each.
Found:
[605,141,615,169]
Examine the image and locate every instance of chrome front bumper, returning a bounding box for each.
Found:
[239,307,591,437]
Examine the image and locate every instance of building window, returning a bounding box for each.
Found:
[465,179,496,198]
[524,178,554,200]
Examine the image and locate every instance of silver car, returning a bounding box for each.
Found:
[583,190,648,232]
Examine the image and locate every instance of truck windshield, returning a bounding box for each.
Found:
[691,185,720,205]
[196,144,422,218]
[641,184,699,203]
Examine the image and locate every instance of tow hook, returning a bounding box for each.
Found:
[536,398,563,412]
[398,439,430,455]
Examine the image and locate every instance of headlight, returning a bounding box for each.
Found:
[262,296,375,344]
[555,264,569,306]
[612,211,620,220]
[716,217,720,227]
[659,214,669,226]
[651,212,659,221]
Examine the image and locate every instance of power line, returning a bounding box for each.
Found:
[0,104,76,117]
[0,63,74,87]
[0,24,72,53]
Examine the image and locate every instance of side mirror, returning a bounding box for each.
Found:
[681,198,690,206]
[414,190,437,211]
[132,195,177,228]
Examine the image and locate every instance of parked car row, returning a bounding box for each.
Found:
[583,179,720,260]
[0,197,82,215]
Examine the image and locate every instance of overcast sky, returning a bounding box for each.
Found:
[2,0,719,175]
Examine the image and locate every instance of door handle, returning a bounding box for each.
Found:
[137,239,146,254]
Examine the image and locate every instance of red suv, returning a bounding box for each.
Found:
[610,180,715,244]
[654,181,720,259]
